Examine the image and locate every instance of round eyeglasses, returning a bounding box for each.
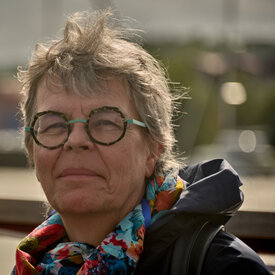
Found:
[25,106,147,149]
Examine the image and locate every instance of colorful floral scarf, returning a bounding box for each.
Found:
[13,174,184,275]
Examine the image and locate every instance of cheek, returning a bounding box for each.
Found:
[33,146,57,183]
[108,142,148,187]
[104,146,131,181]
[105,147,147,210]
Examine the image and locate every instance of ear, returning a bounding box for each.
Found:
[145,141,163,178]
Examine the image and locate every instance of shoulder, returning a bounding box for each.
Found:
[203,230,272,275]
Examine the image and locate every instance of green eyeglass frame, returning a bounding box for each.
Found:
[25,106,147,149]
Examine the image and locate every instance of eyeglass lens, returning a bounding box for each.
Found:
[33,108,126,148]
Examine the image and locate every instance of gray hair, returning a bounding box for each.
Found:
[18,10,185,175]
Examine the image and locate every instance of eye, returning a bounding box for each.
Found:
[91,119,123,131]
[89,108,124,132]
[39,122,68,134]
[35,114,68,136]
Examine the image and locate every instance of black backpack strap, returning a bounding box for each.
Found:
[171,221,224,275]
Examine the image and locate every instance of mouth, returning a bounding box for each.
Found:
[59,168,102,180]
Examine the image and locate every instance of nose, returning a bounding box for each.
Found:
[63,121,95,151]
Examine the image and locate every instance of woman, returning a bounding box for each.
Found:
[12,10,271,275]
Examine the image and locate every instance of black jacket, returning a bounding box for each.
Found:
[136,159,272,275]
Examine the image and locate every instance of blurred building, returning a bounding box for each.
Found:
[1,0,275,69]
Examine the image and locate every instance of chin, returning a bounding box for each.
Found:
[49,188,120,217]
[51,194,101,215]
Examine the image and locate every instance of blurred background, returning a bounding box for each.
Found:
[1,0,275,173]
[0,0,275,272]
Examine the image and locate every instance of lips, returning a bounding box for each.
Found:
[59,168,101,179]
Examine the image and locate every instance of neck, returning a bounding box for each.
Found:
[59,188,146,246]
[60,211,122,246]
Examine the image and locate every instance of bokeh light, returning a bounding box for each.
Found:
[220,82,247,105]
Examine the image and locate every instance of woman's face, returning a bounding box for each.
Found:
[33,77,157,220]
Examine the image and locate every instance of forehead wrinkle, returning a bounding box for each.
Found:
[37,76,137,120]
